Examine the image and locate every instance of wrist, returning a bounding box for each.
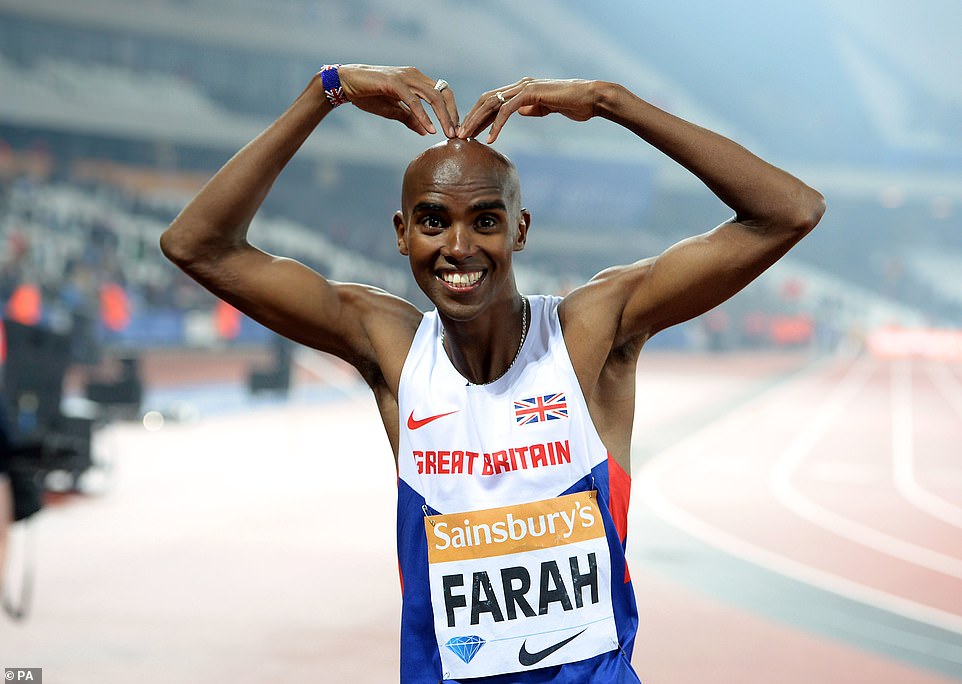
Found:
[591,81,626,119]
[317,64,350,108]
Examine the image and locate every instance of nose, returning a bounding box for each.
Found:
[441,223,474,261]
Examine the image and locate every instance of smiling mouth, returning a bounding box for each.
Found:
[437,270,486,291]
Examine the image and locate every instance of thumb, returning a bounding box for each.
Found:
[517,104,549,117]
[354,99,430,135]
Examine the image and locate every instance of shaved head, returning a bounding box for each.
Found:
[401,139,521,216]
[392,137,531,324]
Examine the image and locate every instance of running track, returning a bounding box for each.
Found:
[631,351,962,682]
[1,349,959,682]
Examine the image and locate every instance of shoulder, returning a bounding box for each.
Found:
[550,263,652,399]
[559,258,656,349]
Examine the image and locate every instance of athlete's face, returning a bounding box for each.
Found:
[395,140,529,321]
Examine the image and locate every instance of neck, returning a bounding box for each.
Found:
[441,294,528,385]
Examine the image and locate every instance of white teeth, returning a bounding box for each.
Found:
[441,271,482,287]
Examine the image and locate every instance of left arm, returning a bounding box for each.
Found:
[458,78,825,345]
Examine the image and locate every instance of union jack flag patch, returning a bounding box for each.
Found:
[514,393,568,425]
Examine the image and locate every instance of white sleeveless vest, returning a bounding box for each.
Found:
[395,295,640,683]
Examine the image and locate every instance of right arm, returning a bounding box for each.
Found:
[160,65,458,379]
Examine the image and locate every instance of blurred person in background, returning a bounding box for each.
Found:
[0,413,9,595]
[0,332,11,600]
[161,64,824,683]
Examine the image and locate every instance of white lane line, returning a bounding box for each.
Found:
[771,358,962,579]
[636,355,962,635]
[892,360,962,529]
[637,472,962,636]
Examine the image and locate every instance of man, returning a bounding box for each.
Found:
[1,329,10,597]
[0,425,9,599]
[161,64,824,683]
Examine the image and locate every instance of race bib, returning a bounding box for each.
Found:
[425,491,619,679]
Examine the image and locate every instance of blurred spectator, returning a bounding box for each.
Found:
[99,281,131,334]
[4,282,41,326]
[214,300,242,341]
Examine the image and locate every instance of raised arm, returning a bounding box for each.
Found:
[160,65,459,376]
[458,78,825,346]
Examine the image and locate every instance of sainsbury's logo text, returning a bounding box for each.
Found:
[425,491,603,564]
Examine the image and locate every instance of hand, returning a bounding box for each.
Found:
[337,65,459,138]
[457,77,598,143]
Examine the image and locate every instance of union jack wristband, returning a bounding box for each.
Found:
[318,64,350,108]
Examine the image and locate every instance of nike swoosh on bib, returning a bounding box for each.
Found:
[406,409,459,430]
[518,628,587,667]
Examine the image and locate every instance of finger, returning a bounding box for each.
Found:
[356,99,429,136]
[391,101,431,136]
[485,85,530,143]
[397,86,437,135]
[427,80,460,138]
[412,81,457,138]
[439,87,460,137]
[457,92,502,139]
[459,77,535,139]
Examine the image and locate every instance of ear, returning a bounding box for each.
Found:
[393,211,409,256]
[513,209,531,252]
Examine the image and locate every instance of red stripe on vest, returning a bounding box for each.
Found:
[607,454,632,583]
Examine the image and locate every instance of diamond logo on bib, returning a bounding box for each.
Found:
[445,635,486,663]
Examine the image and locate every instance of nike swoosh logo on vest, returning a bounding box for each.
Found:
[518,628,587,667]
[407,409,460,430]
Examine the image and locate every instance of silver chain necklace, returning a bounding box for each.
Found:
[442,295,528,386]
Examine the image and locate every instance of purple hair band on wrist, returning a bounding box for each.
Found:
[319,64,350,108]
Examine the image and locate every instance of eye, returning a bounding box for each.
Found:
[476,214,498,230]
[419,215,445,232]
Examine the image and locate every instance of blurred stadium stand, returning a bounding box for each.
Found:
[0,0,959,371]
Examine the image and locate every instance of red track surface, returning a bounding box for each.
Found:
[634,352,962,682]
